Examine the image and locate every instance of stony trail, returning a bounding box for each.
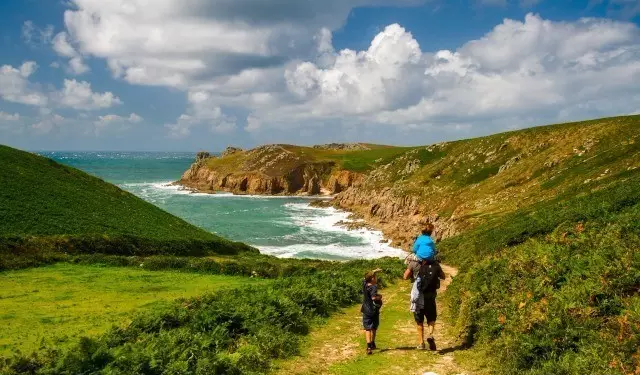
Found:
[274,264,472,375]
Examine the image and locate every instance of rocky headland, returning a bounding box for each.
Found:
[178,144,364,196]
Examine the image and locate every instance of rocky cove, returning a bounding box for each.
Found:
[177,145,457,253]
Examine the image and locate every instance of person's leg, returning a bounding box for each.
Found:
[416,323,424,344]
[427,322,435,338]
[414,309,426,348]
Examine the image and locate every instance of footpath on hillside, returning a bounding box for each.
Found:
[274,265,472,375]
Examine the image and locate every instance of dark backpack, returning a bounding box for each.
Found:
[417,261,441,293]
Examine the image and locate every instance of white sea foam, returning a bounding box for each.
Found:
[120,181,334,200]
[120,181,405,261]
[258,202,406,260]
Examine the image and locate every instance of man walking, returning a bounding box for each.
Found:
[410,259,445,350]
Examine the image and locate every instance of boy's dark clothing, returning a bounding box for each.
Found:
[361,279,379,330]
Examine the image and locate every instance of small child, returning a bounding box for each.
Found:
[404,224,437,281]
[361,269,383,355]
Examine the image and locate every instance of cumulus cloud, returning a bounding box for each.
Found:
[95,113,143,125]
[50,2,640,141]
[165,91,236,138]
[52,31,90,75]
[56,79,122,110]
[241,13,640,134]
[93,113,143,134]
[0,62,48,106]
[59,0,426,88]
[0,62,121,113]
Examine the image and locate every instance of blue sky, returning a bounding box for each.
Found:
[1,0,639,151]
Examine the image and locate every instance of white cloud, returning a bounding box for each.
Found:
[0,62,48,106]
[49,2,640,141]
[165,91,236,137]
[93,112,143,134]
[0,62,121,113]
[55,79,122,110]
[242,13,640,134]
[0,111,20,121]
[60,0,426,88]
[52,32,90,75]
[95,113,143,125]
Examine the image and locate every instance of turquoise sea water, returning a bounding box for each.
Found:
[41,151,403,260]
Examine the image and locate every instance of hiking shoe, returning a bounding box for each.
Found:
[371,342,377,350]
[416,342,426,350]
[427,337,437,351]
[366,347,373,355]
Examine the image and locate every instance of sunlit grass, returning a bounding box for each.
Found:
[0,263,266,355]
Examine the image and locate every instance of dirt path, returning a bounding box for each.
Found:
[273,264,471,375]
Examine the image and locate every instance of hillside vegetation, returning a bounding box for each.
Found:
[0,145,255,270]
[441,170,640,375]
[1,257,405,375]
[332,115,640,248]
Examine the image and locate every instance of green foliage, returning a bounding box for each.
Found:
[442,170,640,374]
[322,147,416,173]
[0,145,256,262]
[0,258,405,375]
[0,264,266,356]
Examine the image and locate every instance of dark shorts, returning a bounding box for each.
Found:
[362,313,380,330]
[414,293,437,324]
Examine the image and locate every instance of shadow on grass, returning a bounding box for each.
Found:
[378,346,420,352]
[438,343,471,355]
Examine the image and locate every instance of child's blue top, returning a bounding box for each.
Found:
[413,234,436,261]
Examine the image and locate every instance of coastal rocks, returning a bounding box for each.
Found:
[195,151,211,162]
[327,170,363,194]
[221,146,243,157]
[178,148,364,196]
[334,186,460,250]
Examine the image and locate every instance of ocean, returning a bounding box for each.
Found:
[40,151,404,261]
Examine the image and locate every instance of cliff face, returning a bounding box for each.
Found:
[179,145,364,195]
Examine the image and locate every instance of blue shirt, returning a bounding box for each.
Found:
[413,234,436,261]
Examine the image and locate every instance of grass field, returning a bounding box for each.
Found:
[0,264,265,356]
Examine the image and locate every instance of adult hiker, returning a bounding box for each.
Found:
[404,223,438,281]
[410,258,445,350]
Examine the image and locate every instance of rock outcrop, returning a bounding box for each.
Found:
[332,186,460,251]
[178,145,363,196]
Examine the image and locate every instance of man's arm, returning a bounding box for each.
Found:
[438,266,446,280]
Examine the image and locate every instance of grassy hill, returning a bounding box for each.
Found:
[0,145,255,269]
[330,115,640,248]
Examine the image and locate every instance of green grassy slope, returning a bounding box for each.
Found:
[0,145,254,268]
[202,143,412,176]
[439,167,640,374]
[349,115,640,236]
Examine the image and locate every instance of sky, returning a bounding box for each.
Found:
[1,0,639,152]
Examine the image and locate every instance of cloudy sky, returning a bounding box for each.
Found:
[1,0,639,151]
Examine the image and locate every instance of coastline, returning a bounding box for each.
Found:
[125,181,406,260]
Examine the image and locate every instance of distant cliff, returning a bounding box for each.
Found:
[178,144,369,195]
